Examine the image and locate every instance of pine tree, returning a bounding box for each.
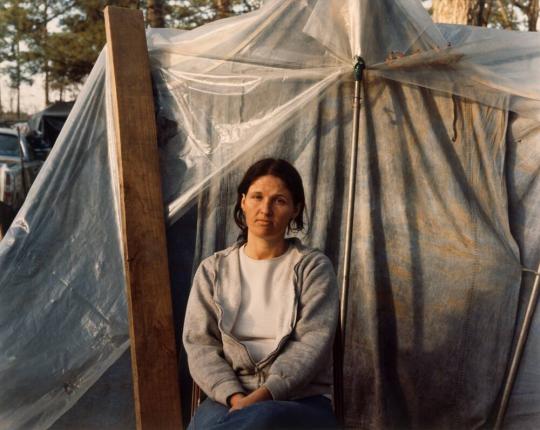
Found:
[44,0,139,99]
[169,0,260,29]
[24,0,76,105]
[0,1,34,117]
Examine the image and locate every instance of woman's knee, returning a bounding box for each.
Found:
[188,398,228,430]
[244,400,306,428]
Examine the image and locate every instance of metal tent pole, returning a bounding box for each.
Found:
[333,56,365,426]
[494,263,540,429]
[340,56,366,337]
[334,55,366,426]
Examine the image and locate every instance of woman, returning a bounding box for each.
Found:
[183,158,339,429]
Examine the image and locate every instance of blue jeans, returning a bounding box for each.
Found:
[188,395,338,430]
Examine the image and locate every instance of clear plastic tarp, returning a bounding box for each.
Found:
[0,0,539,428]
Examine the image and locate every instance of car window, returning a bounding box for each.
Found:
[0,134,19,157]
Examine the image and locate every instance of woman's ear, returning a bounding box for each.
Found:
[240,193,246,212]
[293,204,301,218]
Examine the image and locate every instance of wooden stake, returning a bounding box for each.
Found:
[104,7,183,430]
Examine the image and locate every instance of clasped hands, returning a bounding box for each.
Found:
[228,386,272,412]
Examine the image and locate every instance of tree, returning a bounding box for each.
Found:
[147,0,165,27]
[215,0,230,19]
[432,0,474,24]
[0,1,34,117]
[43,0,139,100]
[1,0,82,108]
[527,0,540,30]
[430,0,539,30]
[24,0,77,105]
[169,0,261,29]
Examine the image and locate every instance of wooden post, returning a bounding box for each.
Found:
[104,7,183,430]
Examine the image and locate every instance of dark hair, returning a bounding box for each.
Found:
[234,158,306,241]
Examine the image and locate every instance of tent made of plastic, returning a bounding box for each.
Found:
[0,0,539,429]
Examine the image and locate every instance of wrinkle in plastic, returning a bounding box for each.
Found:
[1,0,540,428]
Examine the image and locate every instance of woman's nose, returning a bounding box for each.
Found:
[260,199,273,214]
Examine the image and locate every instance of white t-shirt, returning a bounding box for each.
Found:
[231,245,295,363]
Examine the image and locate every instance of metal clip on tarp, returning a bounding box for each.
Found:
[353,56,366,82]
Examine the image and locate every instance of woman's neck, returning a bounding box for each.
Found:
[244,235,288,260]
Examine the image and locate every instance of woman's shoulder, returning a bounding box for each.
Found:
[287,237,328,258]
[195,241,243,272]
[286,238,335,273]
[288,240,338,299]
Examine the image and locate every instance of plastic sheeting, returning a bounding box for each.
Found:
[0,52,129,429]
[1,0,540,428]
[504,114,540,430]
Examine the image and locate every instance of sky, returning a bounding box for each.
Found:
[0,74,47,115]
[0,17,64,116]
[0,72,82,115]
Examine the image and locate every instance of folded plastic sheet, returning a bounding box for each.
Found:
[1,0,540,428]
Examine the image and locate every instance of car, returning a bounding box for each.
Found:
[0,127,43,224]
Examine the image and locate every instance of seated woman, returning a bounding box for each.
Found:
[183,158,339,429]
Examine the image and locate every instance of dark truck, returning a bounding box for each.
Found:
[0,127,43,238]
[26,101,74,159]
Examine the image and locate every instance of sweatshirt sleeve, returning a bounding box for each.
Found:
[182,257,245,405]
[263,252,339,400]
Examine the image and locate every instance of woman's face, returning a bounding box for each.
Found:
[241,175,299,243]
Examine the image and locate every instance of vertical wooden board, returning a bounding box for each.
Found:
[104,6,183,430]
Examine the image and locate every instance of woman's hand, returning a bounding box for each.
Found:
[229,386,272,411]
[229,392,247,410]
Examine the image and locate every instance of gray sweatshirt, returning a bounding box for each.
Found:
[182,238,339,406]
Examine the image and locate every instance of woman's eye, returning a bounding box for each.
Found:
[275,199,287,205]
[251,195,262,200]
